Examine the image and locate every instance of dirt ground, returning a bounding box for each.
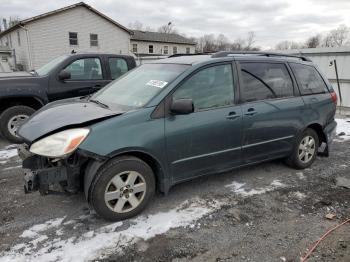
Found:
[0,136,349,262]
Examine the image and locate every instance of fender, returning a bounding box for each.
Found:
[83,147,170,200]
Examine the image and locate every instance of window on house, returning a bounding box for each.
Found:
[69,32,78,46]
[17,31,21,46]
[173,46,177,54]
[149,45,153,54]
[90,34,98,47]
[186,47,190,54]
[132,43,138,53]
[164,46,168,55]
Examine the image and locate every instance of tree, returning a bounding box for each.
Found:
[322,24,349,47]
[275,40,302,50]
[305,35,321,48]
[245,31,256,50]
[216,34,229,51]
[158,22,177,34]
[128,20,143,30]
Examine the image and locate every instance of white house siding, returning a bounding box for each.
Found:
[25,6,130,69]
[131,40,195,56]
[5,29,29,70]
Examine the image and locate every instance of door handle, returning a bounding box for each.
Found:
[245,108,258,116]
[94,84,102,88]
[226,111,240,120]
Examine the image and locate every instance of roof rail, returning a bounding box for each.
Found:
[168,52,213,58]
[211,51,312,62]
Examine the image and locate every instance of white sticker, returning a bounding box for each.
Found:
[146,80,168,89]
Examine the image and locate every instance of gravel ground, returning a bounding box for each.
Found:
[0,134,349,262]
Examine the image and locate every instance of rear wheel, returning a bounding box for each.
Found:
[0,106,35,143]
[89,156,155,221]
[286,128,319,169]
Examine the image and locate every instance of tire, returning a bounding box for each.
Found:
[89,156,156,221]
[0,106,35,143]
[286,128,319,169]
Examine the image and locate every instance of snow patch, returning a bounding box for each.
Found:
[20,217,66,239]
[293,191,307,200]
[1,199,221,262]
[296,172,306,180]
[3,165,21,171]
[0,146,18,162]
[335,118,350,142]
[226,179,286,197]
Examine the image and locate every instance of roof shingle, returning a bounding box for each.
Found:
[131,30,196,45]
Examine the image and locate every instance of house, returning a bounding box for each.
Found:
[130,30,196,57]
[0,46,13,72]
[0,2,131,71]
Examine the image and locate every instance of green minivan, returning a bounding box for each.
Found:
[18,52,337,221]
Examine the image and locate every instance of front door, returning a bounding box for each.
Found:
[238,61,305,163]
[48,57,110,101]
[165,63,242,182]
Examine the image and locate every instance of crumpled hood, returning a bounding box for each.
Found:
[18,98,124,143]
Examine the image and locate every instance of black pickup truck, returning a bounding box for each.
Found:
[0,53,136,143]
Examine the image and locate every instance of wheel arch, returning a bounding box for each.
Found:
[306,123,326,145]
[0,96,45,115]
[83,149,169,201]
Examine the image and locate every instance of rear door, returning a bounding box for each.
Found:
[289,63,335,125]
[48,56,110,101]
[106,56,130,80]
[238,61,305,163]
[165,63,243,182]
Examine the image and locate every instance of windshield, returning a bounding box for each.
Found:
[91,63,189,108]
[36,55,69,76]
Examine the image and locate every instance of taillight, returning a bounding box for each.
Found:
[330,91,337,104]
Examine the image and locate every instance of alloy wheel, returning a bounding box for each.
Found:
[104,171,147,213]
[7,114,29,137]
[298,135,316,164]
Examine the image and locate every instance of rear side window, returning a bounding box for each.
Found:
[240,62,294,102]
[290,63,328,95]
[109,58,128,80]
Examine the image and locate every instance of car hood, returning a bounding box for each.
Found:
[0,74,48,97]
[18,98,125,143]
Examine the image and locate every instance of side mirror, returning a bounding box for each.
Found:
[170,99,194,115]
[58,70,71,81]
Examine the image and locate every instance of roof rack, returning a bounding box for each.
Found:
[211,51,312,62]
[168,52,213,58]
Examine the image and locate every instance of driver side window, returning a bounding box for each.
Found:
[173,64,234,111]
[64,58,103,80]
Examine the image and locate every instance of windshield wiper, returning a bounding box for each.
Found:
[89,99,109,109]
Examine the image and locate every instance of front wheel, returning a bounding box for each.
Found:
[286,128,319,169]
[89,156,156,221]
[0,106,35,143]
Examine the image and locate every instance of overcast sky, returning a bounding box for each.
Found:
[1,0,350,49]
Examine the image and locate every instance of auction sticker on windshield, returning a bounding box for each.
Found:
[146,80,168,88]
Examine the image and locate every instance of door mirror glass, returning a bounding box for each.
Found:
[58,70,71,81]
[170,99,194,115]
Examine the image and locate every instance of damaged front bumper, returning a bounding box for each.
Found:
[18,144,84,195]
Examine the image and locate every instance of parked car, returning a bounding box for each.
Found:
[0,53,136,143]
[18,52,337,221]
